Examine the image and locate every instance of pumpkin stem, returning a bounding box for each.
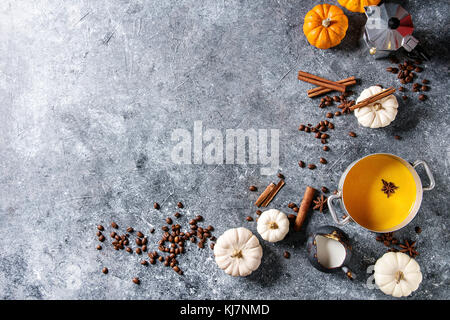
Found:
[322,18,331,28]
[395,271,405,284]
[231,249,243,259]
[373,102,383,111]
[269,222,279,229]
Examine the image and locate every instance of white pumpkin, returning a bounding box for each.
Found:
[374,252,422,298]
[214,227,263,276]
[257,209,289,242]
[354,86,399,128]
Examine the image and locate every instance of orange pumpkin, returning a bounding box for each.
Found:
[303,4,348,50]
[338,0,381,13]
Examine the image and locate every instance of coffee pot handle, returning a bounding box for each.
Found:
[328,192,351,226]
[413,160,435,191]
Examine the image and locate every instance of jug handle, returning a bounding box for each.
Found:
[328,192,351,226]
[413,160,435,191]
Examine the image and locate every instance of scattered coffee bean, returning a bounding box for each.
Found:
[150,228,155,233]
[421,85,429,91]
[308,164,316,170]
[162,226,169,232]
[283,251,290,259]
[299,124,305,131]
[415,67,423,72]
[418,94,427,101]
[293,207,299,213]
[398,86,405,92]
[210,243,215,250]
[323,146,330,151]
[96,231,102,237]
[132,277,140,285]
[415,226,422,234]
[136,238,142,246]
[141,260,148,266]
[102,267,108,274]
[135,248,142,255]
[166,218,173,225]
[126,227,133,233]
[126,247,132,253]
[305,127,310,133]
[154,202,160,210]
[349,131,357,137]
[320,133,329,139]
[174,212,181,218]
[98,235,105,242]
[334,111,341,116]
[96,245,102,250]
[111,222,118,229]
[421,79,429,84]
[298,161,305,168]
[288,202,296,209]
[246,216,254,222]
[249,185,257,192]
[277,173,285,179]
[195,215,203,222]
[326,112,333,118]
[402,95,408,101]
[319,157,327,164]
[256,210,262,216]
[394,135,402,140]
[177,202,184,208]
[136,231,144,238]
[97,225,104,231]
[321,187,329,193]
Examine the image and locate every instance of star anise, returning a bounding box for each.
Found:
[399,240,419,258]
[381,179,399,198]
[312,195,327,213]
[338,98,355,114]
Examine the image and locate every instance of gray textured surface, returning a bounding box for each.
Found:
[0,0,449,300]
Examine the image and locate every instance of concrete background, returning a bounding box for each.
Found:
[0,0,449,299]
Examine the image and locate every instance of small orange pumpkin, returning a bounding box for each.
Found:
[303,4,348,50]
[338,0,381,13]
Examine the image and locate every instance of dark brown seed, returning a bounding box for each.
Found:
[321,187,329,193]
[141,260,148,266]
[126,247,132,253]
[126,227,134,233]
[177,202,184,208]
[256,210,262,216]
[386,67,393,72]
[102,267,108,274]
[277,173,285,179]
[210,243,215,250]
[349,132,357,137]
[135,248,142,255]
[321,133,329,139]
[135,238,142,246]
[293,207,299,213]
[298,124,305,131]
[288,202,296,209]
[398,87,405,92]
[96,231,102,237]
[165,218,173,225]
[97,225,104,231]
[402,95,408,101]
[415,67,423,72]
[246,216,254,222]
[98,235,105,242]
[153,202,160,210]
[96,245,102,250]
[334,111,341,116]
[150,228,155,233]
[198,242,204,249]
[111,222,118,229]
[319,157,327,164]
[415,226,422,234]
[412,87,419,92]
[333,95,340,102]
[421,85,429,91]
[132,278,140,285]
[308,164,316,170]
[162,226,169,232]
[136,231,144,238]
[110,232,116,238]
[418,94,427,101]
[283,251,290,259]
[195,215,203,222]
[321,139,327,144]
[305,127,310,133]
[323,146,330,151]
[207,225,214,231]
[298,161,305,168]
[249,185,257,192]
[421,79,429,84]
[315,132,321,139]
[174,212,181,218]
[142,245,147,252]
[394,135,402,140]
[326,112,333,118]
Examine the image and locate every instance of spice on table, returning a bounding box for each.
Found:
[319,157,327,164]
[298,161,305,168]
[415,226,422,234]
[307,77,356,98]
[323,146,329,151]
[294,186,316,232]
[308,164,316,170]
[418,94,427,101]
[153,202,160,210]
[254,183,275,207]
[399,240,418,258]
[321,186,329,193]
[261,179,285,207]
[97,225,104,231]
[132,277,140,285]
[394,135,402,140]
[102,267,108,274]
[298,71,346,93]
[277,173,285,180]
[348,131,357,137]
[246,216,254,222]
[111,222,118,229]
[96,245,102,250]
[381,179,399,198]
[312,195,327,213]
[177,202,184,208]
[283,251,290,259]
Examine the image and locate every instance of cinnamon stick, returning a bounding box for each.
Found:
[349,87,396,111]
[261,179,285,207]
[254,183,276,207]
[307,77,356,98]
[298,71,346,93]
[294,186,316,231]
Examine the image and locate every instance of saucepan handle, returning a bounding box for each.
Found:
[327,192,351,226]
[413,160,435,191]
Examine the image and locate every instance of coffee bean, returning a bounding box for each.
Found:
[177,202,184,208]
[283,251,290,259]
[162,226,169,232]
[320,133,329,139]
[398,86,405,92]
[298,124,305,131]
[348,131,357,137]
[421,79,429,84]
[412,87,419,92]
[102,267,108,274]
[207,225,214,231]
[418,94,427,101]
[386,67,393,72]
[195,215,203,222]
[97,225,104,231]
[132,277,140,285]
[415,226,422,234]
[334,111,341,116]
[326,112,333,118]
[96,231,102,237]
[323,146,330,151]
[402,95,408,101]
[315,132,321,139]
[141,260,148,266]
[150,228,155,233]
[126,247,132,253]
[174,212,181,218]
[135,248,142,255]
[111,222,118,229]
[135,238,142,246]
[126,227,134,233]
[321,187,329,193]
[333,95,340,102]
[304,127,310,133]
[288,202,296,209]
[210,243,215,250]
[249,185,257,192]
[98,235,105,242]
[421,85,429,91]
[153,202,160,210]
[394,135,402,140]
[142,245,147,252]
[321,139,328,144]
[166,218,173,225]
[415,67,423,72]
[293,207,299,213]
[277,173,285,179]
[96,245,102,250]
[308,164,316,170]
[298,161,305,168]
[136,231,144,238]
[319,157,327,164]
[246,216,253,222]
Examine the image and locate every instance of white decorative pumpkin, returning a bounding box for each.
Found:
[374,252,423,298]
[354,86,399,128]
[214,227,263,276]
[257,209,289,242]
